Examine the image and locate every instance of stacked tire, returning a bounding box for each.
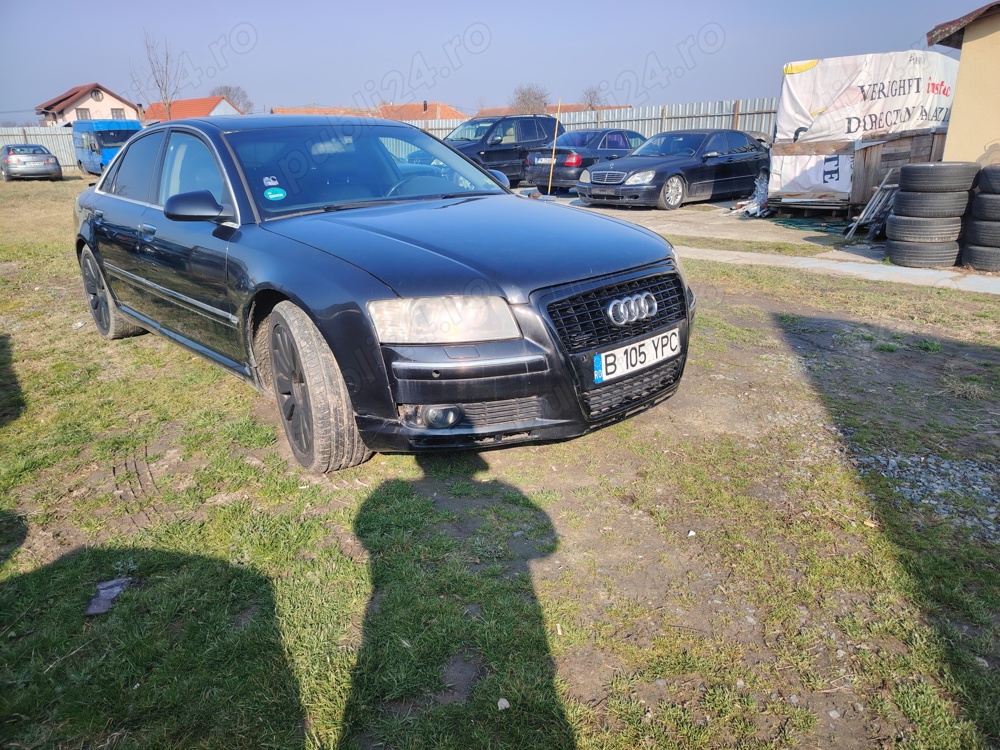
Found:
[964,164,1000,272]
[885,162,979,268]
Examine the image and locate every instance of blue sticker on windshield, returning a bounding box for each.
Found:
[264,187,287,201]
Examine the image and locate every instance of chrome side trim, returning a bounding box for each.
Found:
[105,263,239,326]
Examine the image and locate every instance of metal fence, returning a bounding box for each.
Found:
[0,98,778,170]
[404,98,778,140]
[0,127,75,167]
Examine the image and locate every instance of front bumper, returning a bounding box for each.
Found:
[576,182,660,206]
[356,264,692,452]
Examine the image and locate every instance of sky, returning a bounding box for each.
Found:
[1,0,968,122]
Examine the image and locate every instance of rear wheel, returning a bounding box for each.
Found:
[536,184,552,196]
[269,301,370,473]
[79,246,144,339]
[657,175,685,210]
[1,167,9,182]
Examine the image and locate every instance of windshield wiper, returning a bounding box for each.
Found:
[322,199,408,212]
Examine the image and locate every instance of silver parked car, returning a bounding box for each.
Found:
[1,144,63,181]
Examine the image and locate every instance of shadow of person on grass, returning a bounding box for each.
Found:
[0,509,305,748]
[338,453,575,749]
[0,334,25,430]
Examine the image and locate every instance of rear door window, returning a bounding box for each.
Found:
[106,131,165,202]
[516,119,542,143]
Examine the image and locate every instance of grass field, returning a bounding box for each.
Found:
[1,178,998,749]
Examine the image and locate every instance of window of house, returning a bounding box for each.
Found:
[111,109,126,120]
[75,108,92,120]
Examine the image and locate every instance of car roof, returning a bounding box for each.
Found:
[143,114,422,134]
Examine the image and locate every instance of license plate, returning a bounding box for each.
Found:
[536,157,555,165]
[591,187,615,195]
[593,328,681,384]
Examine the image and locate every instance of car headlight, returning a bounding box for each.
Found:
[579,170,591,184]
[368,296,521,344]
[625,170,656,185]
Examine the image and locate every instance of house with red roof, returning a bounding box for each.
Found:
[378,102,466,121]
[142,96,243,122]
[35,83,139,126]
[270,105,377,117]
[268,102,466,121]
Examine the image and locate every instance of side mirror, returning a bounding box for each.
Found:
[702,151,721,160]
[164,190,229,222]
[488,135,503,146]
[91,141,100,152]
[487,170,510,190]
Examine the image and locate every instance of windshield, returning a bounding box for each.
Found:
[554,131,597,148]
[9,145,51,155]
[632,133,707,157]
[225,123,507,218]
[444,119,497,142]
[95,130,137,148]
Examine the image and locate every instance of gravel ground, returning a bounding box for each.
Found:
[853,452,1000,543]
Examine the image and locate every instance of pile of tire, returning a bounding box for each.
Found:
[885,161,980,268]
[964,164,1000,272]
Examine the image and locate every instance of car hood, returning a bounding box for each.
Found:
[593,154,697,174]
[261,195,674,303]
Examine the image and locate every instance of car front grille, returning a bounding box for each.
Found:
[583,357,683,418]
[546,273,687,355]
[459,397,541,428]
[590,171,626,185]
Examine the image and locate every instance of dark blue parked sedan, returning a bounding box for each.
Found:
[577,129,768,210]
[524,129,645,194]
[74,116,695,472]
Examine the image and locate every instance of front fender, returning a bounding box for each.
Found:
[228,227,398,420]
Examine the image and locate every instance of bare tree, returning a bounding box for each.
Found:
[130,30,182,120]
[508,83,550,114]
[581,84,605,110]
[209,84,254,114]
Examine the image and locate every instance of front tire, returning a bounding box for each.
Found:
[269,301,370,473]
[657,175,685,210]
[79,246,144,339]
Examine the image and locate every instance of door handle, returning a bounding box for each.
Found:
[139,223,156,236]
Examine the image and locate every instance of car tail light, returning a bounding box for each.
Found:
[45,157,56,164]
[564,154,582,167]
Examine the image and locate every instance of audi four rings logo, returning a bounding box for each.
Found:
[606,292,658,326]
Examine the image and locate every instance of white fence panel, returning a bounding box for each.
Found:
[403,98,777,142]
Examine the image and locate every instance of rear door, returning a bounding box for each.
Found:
[691,132,738,199]
[727,131,762,195]
[93,129,166,313]
[137,129,242,363]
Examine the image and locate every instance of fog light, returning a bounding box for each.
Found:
[419,405,463,429]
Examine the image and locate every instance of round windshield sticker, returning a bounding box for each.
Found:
[264,187,287,201]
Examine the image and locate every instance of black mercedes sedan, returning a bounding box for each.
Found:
[524,129,645,194]
[75,116,695,472]
[576,129,768,210]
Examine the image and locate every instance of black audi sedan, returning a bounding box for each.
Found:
[576,129,768,210]
[75,116,695,472]
[524,129,645,194]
